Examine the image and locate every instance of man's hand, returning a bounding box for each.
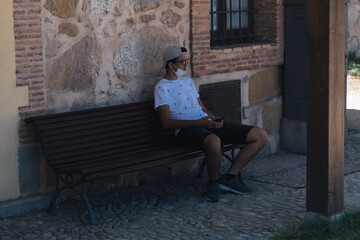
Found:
[198,116,224,129]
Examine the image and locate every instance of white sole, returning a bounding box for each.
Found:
[219,184,251,195]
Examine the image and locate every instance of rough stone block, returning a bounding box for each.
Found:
[18,146,42,194]
[58,22,79,37]
[262,97,282,136]
[249,66,282,102]
[281,118,307,154]
[44,0,78,18]
[243,96,282,153]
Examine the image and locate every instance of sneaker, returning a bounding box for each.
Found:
[205,181,220,202]
[237,172,253,193]
[219,174,252,195]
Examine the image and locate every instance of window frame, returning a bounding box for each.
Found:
[210,0,255,47]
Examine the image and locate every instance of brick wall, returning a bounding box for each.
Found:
[190,0,284,77]
[254,0,278,42]
[13,0,44,145]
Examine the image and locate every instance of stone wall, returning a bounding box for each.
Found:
[14,0,192,195]
[42,0,189,111]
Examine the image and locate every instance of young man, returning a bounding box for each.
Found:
[154,46,268,202]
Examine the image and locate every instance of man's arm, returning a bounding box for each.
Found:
[157,105,218,129]
[197,98,215,118]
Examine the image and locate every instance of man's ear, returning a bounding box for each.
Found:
[168,62,176,70]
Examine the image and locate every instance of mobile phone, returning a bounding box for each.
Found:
[213,117,224,122]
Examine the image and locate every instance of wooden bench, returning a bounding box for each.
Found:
[25,80,242,224]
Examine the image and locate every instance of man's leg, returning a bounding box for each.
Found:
[217,127,267,195]
[176,127,224,202]
[177,127,223,180]
[203,134,222,202]
[226,127,268,175]
[203,134,222,181]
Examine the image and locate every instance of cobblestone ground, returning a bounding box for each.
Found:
[0,175,306,240]
[1,130,360,240]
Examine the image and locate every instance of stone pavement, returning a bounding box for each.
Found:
[0,129,360,240]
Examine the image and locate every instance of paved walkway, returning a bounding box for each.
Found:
[0,129,360,239]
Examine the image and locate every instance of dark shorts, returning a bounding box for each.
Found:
[176,121,253,149]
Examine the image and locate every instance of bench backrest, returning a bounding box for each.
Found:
[26,101,178,168]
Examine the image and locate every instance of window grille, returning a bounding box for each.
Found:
[210,0,254,47]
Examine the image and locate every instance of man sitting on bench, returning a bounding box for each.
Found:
[154,46,268,202]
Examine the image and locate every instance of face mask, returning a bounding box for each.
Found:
[173,68,186,78]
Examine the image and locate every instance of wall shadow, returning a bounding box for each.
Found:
[347,109,360,130]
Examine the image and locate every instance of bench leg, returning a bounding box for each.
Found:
[48,173,82,216]
[48,173,98,224]
[222,152,233,163]
[198,147,241,178]
[198,151,234,178]
[197,157,207,178]
[48,174,62,216]
[81,183,97,225]
[49,192,59,216]
[224,148,245,180]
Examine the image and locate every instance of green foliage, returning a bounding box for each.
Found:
[348,51,360,78]
[271,211,360,240]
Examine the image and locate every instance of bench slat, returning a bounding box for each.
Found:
[53,144,181,170]
[41,127,169,152]
[37,119,164,144]
[56,143,237,177]
[44,134,175,162]
[33,108,156,134]
[82,148,204,181]
[25,101,153,124]
[63,146,197,172]
[52,144,186,172]
[85,155,198,181]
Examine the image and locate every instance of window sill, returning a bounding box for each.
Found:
[210,41,276,50]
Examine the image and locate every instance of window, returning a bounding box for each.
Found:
[210,0,254,47]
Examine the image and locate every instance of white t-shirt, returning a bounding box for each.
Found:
[154,77,208,133]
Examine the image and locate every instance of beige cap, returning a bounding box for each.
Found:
[162,46,187,68]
